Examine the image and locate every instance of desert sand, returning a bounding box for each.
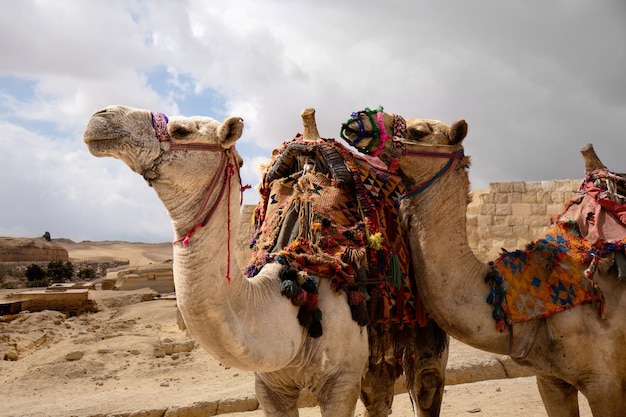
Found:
[0,241,592,417]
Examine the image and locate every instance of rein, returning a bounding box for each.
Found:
[147,112,246,282]
[398,148,465,201]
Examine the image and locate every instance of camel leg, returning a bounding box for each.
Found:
[360,360,399,417]
[405,325,449,417]
[405,362,446,417]
[583,381,626,417]
[254,374,300,417]
[536,376,580,417]
[315,372,363,417]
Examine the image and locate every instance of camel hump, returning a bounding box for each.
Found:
[301,108,321,141]
[580,143,607,173]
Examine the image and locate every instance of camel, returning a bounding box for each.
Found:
[341,107,626,417]
[83,105,447,417]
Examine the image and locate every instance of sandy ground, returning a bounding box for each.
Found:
[0,241,593,417]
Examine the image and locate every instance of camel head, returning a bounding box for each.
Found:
[341,106,470,198]
[83,105,244,186]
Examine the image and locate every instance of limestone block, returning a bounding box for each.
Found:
[445,357,507,385]
[495,193,509,204]
[511,204,533,217]
[525,182,542,193]
[547,203,566,216]
[163,401,219,416]
[494,204,512,216]
[491,182,512,193]
[508,191,523,203]
[479,204,497,216]
[521,192,538,204]
[511,181,527,192]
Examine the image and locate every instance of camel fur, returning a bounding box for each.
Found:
[83,105,447,417]
[84,105,369,417]
[341,107,626,417]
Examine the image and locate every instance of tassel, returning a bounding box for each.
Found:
[389,252,403,288]
[309,318,323,338]
[348,290,364,305]
[367,231,383,250]
[297,308,313,327]
[350,304,369,326]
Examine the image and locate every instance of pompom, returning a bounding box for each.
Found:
[292,289,308,306]
[367,232,383,250]
[245,264,258,277]
[297,271,308,285]
[280,279,300,298]
[301,276,318,293]
[279,265,298,282]
[305,293,319,310]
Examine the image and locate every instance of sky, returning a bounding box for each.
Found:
[1,0,625,243]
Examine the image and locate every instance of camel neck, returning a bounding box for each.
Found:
[402,170,510,354]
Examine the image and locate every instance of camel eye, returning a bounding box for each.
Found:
[408,128,430,140]
[172,127,191,137]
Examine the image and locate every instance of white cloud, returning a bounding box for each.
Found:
[0,0,624,241]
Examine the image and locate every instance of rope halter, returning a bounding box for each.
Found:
[146,112,247,261]
[398,146,465,201]
[146,112,248,282]
[340,106,407,157]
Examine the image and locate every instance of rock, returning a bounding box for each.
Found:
[65,351,84,361]
[4,349,18,361]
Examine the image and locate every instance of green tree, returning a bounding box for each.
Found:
[25,264,46,282]
[78,267,95,280]
[47,261,73,283]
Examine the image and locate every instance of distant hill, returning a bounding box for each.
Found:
[0,237,68,262]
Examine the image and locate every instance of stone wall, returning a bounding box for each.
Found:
[237,178,583,264]
[467,179,581,261]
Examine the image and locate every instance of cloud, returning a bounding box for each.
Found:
[0,0,624,241]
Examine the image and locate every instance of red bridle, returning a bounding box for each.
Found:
[148,112,248,282]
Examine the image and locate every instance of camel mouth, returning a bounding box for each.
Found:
[83,116,129,144]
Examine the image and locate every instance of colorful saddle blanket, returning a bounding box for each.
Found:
[487,167,626,331]
[246,135,427,337]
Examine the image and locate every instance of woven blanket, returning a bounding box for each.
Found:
[486,167,626,331]
[247,135,427,336]
[487,222,607,331]
[558,168,626,245]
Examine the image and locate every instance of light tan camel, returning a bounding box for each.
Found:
[84,105,368,417]
[341,107,626,417]
[83,105,447,417]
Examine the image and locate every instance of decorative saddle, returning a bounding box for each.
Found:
[246,134,428,337]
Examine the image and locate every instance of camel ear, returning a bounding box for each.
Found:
[218,117,244,148]
[449,119,468,145]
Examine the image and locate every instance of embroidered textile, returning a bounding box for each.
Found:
[248,135,427,332]
[487,222,612,332]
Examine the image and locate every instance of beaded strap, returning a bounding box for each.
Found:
[151,112,170,142]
